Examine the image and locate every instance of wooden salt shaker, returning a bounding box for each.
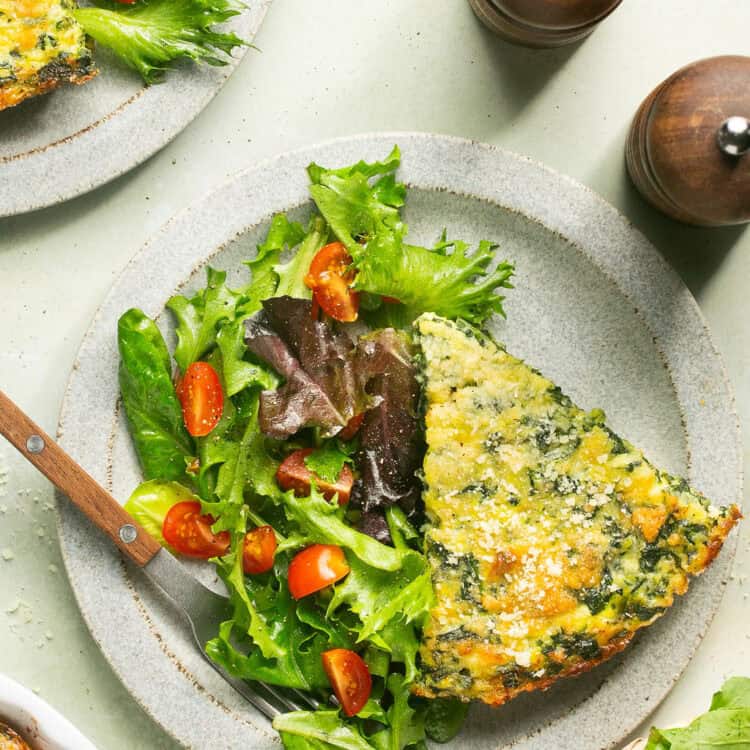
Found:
[626,56,750,227]
[468,0,622,47]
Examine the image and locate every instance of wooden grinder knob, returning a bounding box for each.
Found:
[626,56,750,227]
[469,0,623,47]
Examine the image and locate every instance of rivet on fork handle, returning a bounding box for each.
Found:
[26,434,45,454]
[119,524,138,544]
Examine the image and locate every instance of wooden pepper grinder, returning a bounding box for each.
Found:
[468,0,622,47]
[626,56,750,227]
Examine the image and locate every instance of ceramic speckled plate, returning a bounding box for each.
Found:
[57,134,742,750]
[0,0,271,218]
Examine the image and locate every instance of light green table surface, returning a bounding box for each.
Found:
[1,1,748,748]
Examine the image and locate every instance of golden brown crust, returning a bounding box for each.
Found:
[412,634,635,705]
[0,66,97,111]
[702,505,742,568]
[413,507,740,707]
[0,0,98,111]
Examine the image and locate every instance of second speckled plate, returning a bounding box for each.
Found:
[0,0,271,218]
[56,133,742,750]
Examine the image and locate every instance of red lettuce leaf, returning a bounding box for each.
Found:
[245,299,423,543]
[244,297,373,439]
[351,329,423,536]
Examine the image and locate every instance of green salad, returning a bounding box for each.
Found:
[646,677,750,750]
[118,146,514,747]
[75,0,247,84]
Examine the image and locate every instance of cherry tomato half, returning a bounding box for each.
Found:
[287,544,350,600]
[243,526,277,575]
[304,242,359,323]
[338,413,365,441]
[322,649,372,717]
[276,448,354,505]
[176,361,224,437]
[162,501,230,559]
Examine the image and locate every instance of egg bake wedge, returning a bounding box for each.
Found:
[413,313,740,705]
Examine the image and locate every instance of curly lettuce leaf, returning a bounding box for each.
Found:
[307,147,513,325]
[216,319,278,397]
[304,441,354,484]
[74,0,246,84]
[118,308,195,481]
[274,215,329,299]
[275,711,374,750]
[214,534,285,660]
[307,146,405,249]
[240,213,327,312]
[282,488,403,572]
[207,555,352,690]
[327,551,433,658]
[198,391,269,533]
[354,233,514,324]
[167,267,238,373]
[194,365,283,526]
[275,677,428,750]
[371,675,426,750]
[385,507,419,551]
[238,214,307,318]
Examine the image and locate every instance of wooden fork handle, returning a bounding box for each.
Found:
[0,389,161,566]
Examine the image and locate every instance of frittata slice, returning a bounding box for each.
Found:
[413,313,740,705]
[0,0,96,111]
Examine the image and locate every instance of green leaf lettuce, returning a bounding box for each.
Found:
[117,308,195,482]
[646,677,750,750]
[74,0,247,84]
[354,233,514,325]
[167,267,238,373]
[304,441,354,484]
[306,147,514,325]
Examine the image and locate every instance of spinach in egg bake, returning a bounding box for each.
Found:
[0,0,95,111]
[413,313,740,705]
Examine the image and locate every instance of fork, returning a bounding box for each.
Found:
[0,389,318,722]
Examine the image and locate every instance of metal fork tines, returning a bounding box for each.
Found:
[143,548,318,720]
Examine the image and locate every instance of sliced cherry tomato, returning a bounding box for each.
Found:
[176,361,224,437]
[338,413,365,441]
[287,544,350,599]
[242,526,277,575]
[304,241,359,322]
[276,448,354,504]
[162,501,230,559]
[322,649,372,717]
